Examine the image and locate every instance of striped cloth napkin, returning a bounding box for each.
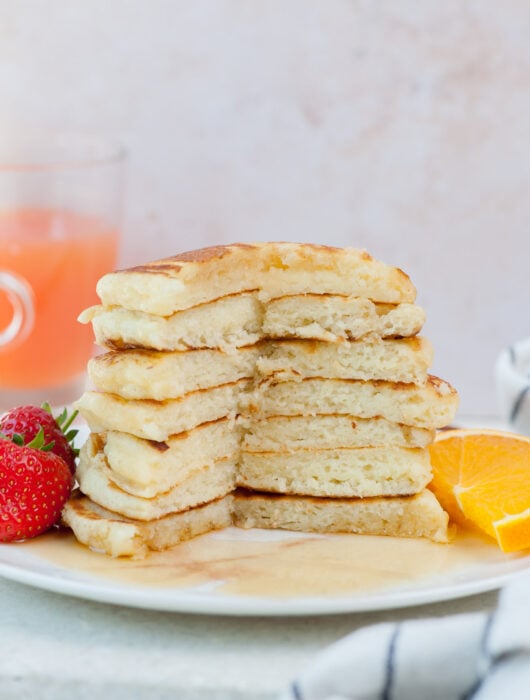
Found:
[280,571,530,700]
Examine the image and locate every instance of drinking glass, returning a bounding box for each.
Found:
[0,129,125,411]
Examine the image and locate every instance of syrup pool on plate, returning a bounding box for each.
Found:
[16,526,514,599]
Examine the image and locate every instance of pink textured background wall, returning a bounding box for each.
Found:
[2,1,529,416]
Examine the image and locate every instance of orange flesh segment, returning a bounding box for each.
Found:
[494,510,530,553]
[429,429,530,552]
[428,432,475,529]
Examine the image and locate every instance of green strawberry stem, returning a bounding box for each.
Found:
[26,427,55,451]
[0,427,55,452]
[42,402,80,456]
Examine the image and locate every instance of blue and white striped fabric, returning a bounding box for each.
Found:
[280,571,530,700]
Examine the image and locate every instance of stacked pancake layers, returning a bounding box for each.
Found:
[63,243,459,558]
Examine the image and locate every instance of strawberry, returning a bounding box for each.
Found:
[0,403,79,474]
[0,429,73,542]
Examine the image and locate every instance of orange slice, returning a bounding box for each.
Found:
[428,429,530,553]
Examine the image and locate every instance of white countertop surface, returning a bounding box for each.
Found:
[0,574,498,700]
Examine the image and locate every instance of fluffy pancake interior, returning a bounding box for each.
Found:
[263,295,425,342]
[237,447,432,498]
[240,415,434,451]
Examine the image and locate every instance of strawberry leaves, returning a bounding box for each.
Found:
[0,404,79,473]
[48,404,80,459]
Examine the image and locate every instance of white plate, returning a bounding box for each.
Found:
[0,527,528,616]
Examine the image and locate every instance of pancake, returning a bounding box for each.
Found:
[240,415,434,451]
[88,345,259,400]
[81,293,425,352]
[62,488,449,559]
[80,292,263,351]
[76,442,236,520]
[233,489,449,543]
[237,447,432,497]
[245,376,458,429]
[88,421,239,497]
[95,243,416,315]
[75,380,247,442]
[62,492,234,559]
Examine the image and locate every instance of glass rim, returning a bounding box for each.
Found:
[0,129,127,172]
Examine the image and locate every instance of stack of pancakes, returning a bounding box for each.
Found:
[63,243,459,558]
